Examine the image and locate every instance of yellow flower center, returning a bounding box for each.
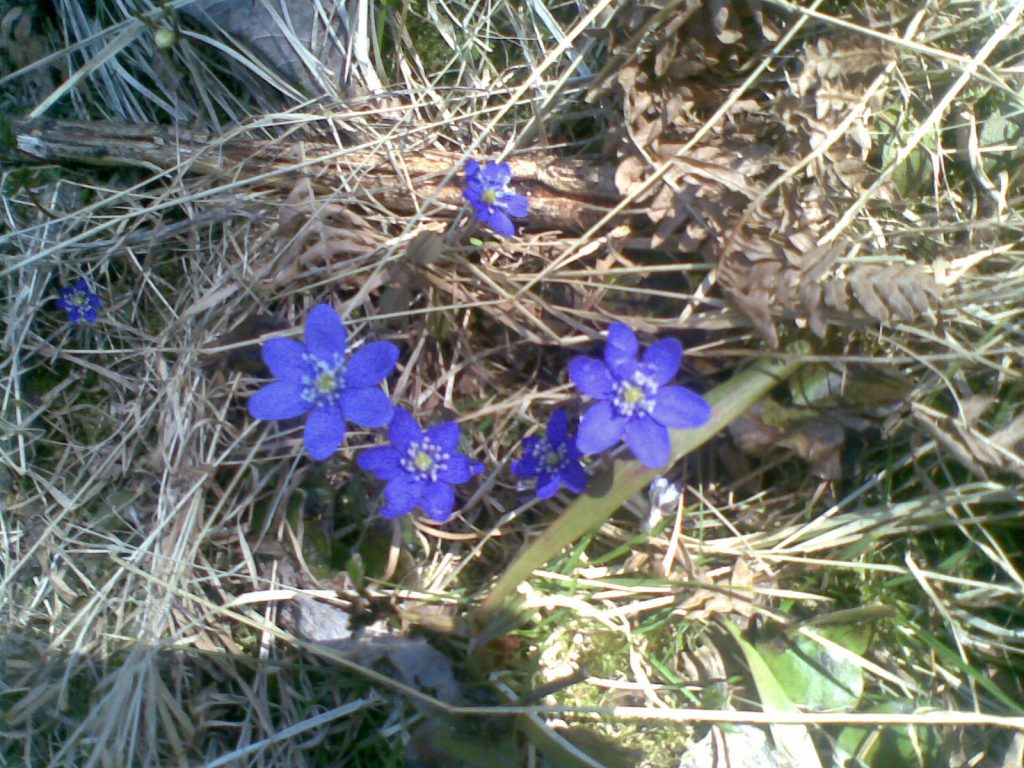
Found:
[544,451,562,468]
[315,371,337,393]
[482,188,498,205]
[622,385,645,405]
[414,451,434,472]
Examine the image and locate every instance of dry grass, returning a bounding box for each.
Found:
[2,0,1024,766]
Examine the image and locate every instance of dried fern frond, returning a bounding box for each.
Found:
[597,3,947,345]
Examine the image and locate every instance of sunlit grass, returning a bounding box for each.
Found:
[1,0,1023,766]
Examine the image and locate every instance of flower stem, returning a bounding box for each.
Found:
[471,348,806,630]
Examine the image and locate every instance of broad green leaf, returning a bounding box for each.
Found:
[757,623,870,712]
[977,104,1023,151]
[833,701,940,768]
[724,620,823,768]
[883,139,933,198]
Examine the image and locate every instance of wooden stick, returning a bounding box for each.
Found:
[12,118,621,232]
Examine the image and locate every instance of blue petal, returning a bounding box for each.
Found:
[512,436,540,477]
[75,278,89,291]
[426,421,461,453]
[480,209,514,237]
[84,308,98,323]
[463,180,485,208]
[421,481,456,522]
[262,337,312,382]
[566,437,584,462]
[346,341,399,387]
[304,304,347,362]
[481,161,512,187]
[652,386,712,429]
[546,409,569,446]
[624,414,670,468]
[438,454,476,484]
[641,338,682,385]
[562,462,589,494]
[576,401,626,455]
[356,445,404,481]
[512,454,540,478]
[382,476,425,518]
[520,435,541,455]
[464,159,481,180]
[388,408,422,449]
[249,382,310,420]
[304,402,346,460]
[568,356,615,399]
[604,323,638,379]
[343,387,394,427]
[502,193,529,218]
[535,473,562,500]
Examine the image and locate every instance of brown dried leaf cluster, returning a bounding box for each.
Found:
[913,399,1024,480]
[597,1,942,344]
[729,399,846,481]
[269,178,384,286]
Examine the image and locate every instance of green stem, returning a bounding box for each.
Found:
[471,350,805,629]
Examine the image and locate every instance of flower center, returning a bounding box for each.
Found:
[533,439,568,473]
[70,292,89,308]
[315,371,337,394]
[301,354,346,405]
[613,372,658,418]
[482,188,499,206]
[622,385,644,404]
[401,437,450,482]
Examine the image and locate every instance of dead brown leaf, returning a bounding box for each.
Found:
[913,402,1024,480]
[729,399,846,480]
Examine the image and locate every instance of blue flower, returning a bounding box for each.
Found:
[248,304,399,461]
[511,409,588,499]
[462,159,529,238]
[57,279,101,324]
[568,323,711,469]
[357,408,484,521]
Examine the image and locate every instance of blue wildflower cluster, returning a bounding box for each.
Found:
[570,323,711,470]
[53,160,709,522]
[246,164,708,519]
[248,303,482,522]
[57,279,102,324]
[248,304,397,460]
[249,304,710,519]
[462,159,529,238]
[511,323,711,498]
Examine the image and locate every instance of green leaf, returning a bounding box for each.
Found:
[883,139,933,198]
[756,624,869,712]
[723,620,823,768]
[833,701,940,768]
[977,105,1022,150]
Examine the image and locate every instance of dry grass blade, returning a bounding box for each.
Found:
[2,0,1023,766]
